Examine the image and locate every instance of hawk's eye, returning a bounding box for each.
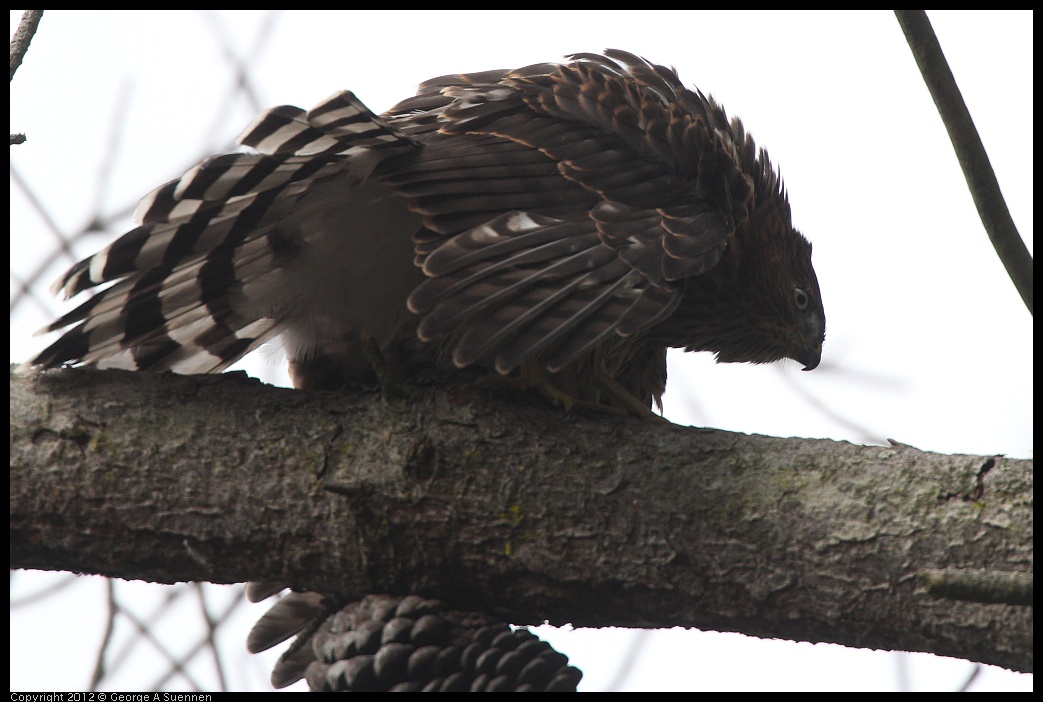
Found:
[793,287,810,310]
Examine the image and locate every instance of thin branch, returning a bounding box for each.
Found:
[194,583,231,693]
[9,571,81,608]
[89,578,117,691]
[9,10,44,147]
[10,10,44,82]
[957,663,983,693]
[895,10,1033,315]
[147,586,246,690]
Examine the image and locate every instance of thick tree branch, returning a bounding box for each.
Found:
[10,367,1032,673]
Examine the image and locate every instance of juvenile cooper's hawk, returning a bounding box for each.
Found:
[28,50,825,690]
[30,49,824,413]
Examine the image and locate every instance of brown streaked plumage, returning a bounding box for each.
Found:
[31,49,823,413]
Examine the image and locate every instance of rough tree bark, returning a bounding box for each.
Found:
[9,367,1032,674]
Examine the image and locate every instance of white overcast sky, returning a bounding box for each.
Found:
[10,10,1032,692]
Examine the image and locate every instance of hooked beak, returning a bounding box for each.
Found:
[798,343,822,371]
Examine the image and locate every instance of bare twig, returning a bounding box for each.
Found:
[10,9,44,82]
[895,10,1033,315]
[10,10,44,146]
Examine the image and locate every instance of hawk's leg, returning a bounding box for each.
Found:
[591,367,669,423]
[473,362,620,417]
[361,332,406,400]
[480,361,667,421]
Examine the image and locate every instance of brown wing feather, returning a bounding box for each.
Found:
[384,51,756,376]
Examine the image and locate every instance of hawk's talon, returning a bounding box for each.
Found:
[478,361,665,421]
